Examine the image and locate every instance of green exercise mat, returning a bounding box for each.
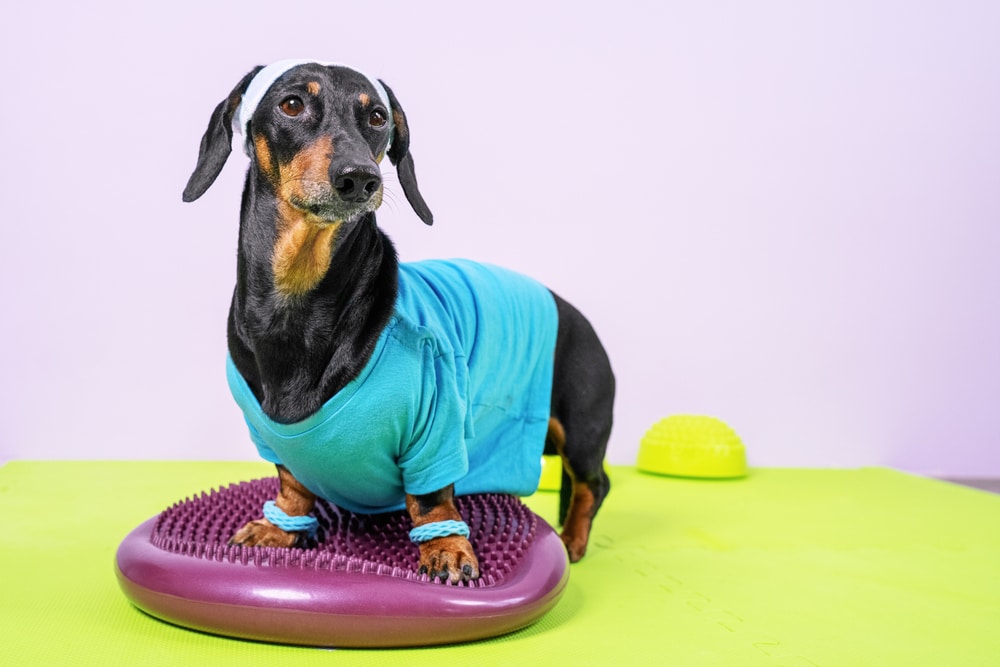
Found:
[1,461,998,666]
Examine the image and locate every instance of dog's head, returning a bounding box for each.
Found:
[182,61,432,226]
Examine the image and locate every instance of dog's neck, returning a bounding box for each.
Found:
[228,173,399,424]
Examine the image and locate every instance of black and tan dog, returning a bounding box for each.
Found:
[182,61,614,583]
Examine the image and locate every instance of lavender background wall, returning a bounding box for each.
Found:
[2,1,998,476]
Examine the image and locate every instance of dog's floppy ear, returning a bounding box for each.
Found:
[379,80,433,226]
[182,66,263,203]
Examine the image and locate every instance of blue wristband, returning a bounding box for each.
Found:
[262,500,319,538]
[408,519,471,544]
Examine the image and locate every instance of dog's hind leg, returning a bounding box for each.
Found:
[546,291,615,562]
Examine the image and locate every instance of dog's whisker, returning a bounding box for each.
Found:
[379,186,403,214]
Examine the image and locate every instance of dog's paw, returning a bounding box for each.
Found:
[418,535,480,583]
[560,531,589,563]
[229,519,303,548]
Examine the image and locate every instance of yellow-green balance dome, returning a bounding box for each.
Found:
[637,415,747,479]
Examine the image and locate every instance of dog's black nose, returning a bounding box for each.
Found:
[333,166,381,203]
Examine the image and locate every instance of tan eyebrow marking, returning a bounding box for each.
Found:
[307,81,321,96]
[359,93,371,106]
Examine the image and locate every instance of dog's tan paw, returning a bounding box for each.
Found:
[418,535,480,583]
[560,531,589,563]
[229,519,301,548]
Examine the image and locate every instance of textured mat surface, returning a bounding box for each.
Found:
[148,479,536,587]
[2,461,999,666]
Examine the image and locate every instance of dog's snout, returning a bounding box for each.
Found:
[334,166,381,203]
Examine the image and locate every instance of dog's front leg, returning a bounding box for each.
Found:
[230,465,317,548]
[406,485,479,583]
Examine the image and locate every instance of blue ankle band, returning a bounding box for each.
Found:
[262,500,318,538]
[408,520,471,544]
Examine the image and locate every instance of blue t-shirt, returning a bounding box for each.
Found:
[226,259,558,514]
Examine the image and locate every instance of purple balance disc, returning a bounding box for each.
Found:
[115,478,569,647]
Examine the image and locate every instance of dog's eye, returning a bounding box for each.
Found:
[280,96,305,117]
[369,109,388,128]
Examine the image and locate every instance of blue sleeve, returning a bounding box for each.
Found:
[397,341,470,496]
[246,418,283,465]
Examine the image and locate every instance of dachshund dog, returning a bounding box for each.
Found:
[182,61,614,583]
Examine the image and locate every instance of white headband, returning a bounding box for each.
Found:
[234,59,394,155]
